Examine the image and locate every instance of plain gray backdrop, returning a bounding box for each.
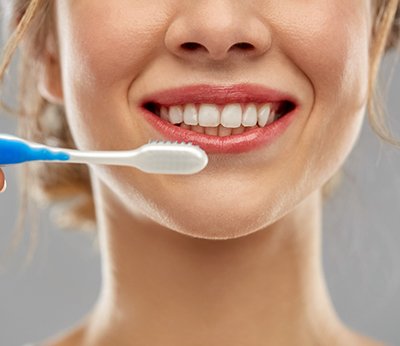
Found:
[1,22,400,346]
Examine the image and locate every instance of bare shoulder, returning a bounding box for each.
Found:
[347,332,387,346]
[40,324,86,346]
[325,327,387,346]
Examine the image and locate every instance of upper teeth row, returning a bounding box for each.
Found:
[159,103,278,128]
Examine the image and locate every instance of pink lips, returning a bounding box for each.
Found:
[139,84,299,154]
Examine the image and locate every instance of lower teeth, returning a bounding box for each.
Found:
[176,124,259,136]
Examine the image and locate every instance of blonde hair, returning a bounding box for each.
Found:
[0,0,400,238]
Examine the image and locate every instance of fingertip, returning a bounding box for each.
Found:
[0,179,6,193]
[0,170,6,193]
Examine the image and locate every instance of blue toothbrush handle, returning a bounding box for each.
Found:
[0,134,70,165]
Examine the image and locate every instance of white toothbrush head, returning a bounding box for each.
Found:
[130,140,208,175]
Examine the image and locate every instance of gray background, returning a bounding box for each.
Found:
[1,38,400,346]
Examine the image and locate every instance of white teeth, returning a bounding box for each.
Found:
[160,106,169,121]
[221,103,242,128]
[180,123,258,135]
[267,109,276,125]
[191,125,204,134]
[242,104,258,127]
[205,126,219,135]
[180,123,190,130]
[165,103,275,128]
[258,104,271,127]
[198,104,220,127]
[183,103,198,125]
[232,126,246,135]
[169,105,184,124]
[218,125,233,137]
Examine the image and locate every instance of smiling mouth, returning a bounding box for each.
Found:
[143,100,295,135]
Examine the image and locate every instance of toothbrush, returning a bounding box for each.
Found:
[0,134,208,175]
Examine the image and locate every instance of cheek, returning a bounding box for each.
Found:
[275,1,371,105]
[59,1,169,85]
[56,1,170,147]
[284,5,370,140]
[270,1,371,189]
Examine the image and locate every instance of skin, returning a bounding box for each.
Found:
[0,0,388,345]
[0,169,5,192]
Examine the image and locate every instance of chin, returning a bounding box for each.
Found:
[159,196,282,240]
[168,214,276,240]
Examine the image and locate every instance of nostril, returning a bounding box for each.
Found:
[234,42,254,50]
[181,42,203,51]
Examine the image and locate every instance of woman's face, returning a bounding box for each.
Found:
[52,0,371,239]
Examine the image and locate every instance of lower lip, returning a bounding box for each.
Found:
[139,107,299,154]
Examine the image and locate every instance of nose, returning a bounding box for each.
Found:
[164,1,272,63]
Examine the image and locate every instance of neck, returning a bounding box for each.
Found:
[84,178,344,346]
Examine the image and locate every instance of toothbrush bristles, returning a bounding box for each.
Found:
[147,140,196,147]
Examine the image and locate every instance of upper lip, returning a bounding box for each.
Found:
[139,83,298,108]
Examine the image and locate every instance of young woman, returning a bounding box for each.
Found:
[1,0,399,345]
